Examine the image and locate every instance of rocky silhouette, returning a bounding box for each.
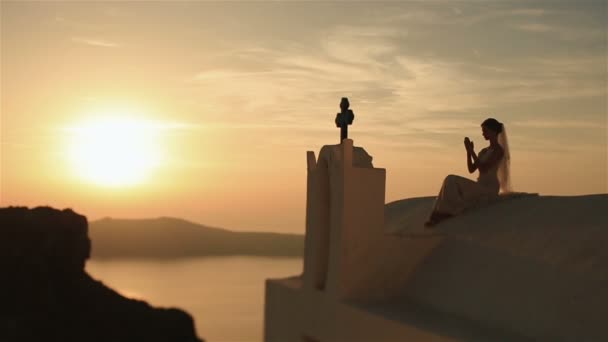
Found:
[0,206,203,342]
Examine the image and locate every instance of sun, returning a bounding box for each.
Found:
[66,116,162,187]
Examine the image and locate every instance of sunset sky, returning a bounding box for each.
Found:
[1,1,606,233]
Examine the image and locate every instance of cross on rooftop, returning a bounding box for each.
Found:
[335,97,355,143]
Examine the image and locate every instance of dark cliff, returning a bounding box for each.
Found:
[0,206,203,342]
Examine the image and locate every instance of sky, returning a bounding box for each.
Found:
[1,1,606,233]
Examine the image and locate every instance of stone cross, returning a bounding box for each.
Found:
[335,97,355,143]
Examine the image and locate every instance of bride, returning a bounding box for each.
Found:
[425,118,512,227]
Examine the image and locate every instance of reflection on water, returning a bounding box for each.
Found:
[87,256,302,342]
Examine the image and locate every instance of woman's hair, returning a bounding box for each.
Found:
[482,118,503,134]
[481,117,512,193]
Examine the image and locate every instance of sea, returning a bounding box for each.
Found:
[87,256,302,342]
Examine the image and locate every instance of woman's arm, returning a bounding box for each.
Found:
[467,149,478,173]
[465,137,478,173]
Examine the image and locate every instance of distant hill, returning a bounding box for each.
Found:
[89,217,304,259]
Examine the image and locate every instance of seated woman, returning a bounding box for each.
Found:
[425,118,512,227]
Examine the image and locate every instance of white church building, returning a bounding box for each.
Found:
[264,139,608,341]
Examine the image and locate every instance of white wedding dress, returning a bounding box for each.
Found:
[430,147,501,216]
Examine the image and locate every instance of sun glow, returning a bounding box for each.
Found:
[66,116,163,187]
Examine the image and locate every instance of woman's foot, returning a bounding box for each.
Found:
[425,212,452,228]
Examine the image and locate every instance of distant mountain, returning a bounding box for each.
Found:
[89,217,304,259]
